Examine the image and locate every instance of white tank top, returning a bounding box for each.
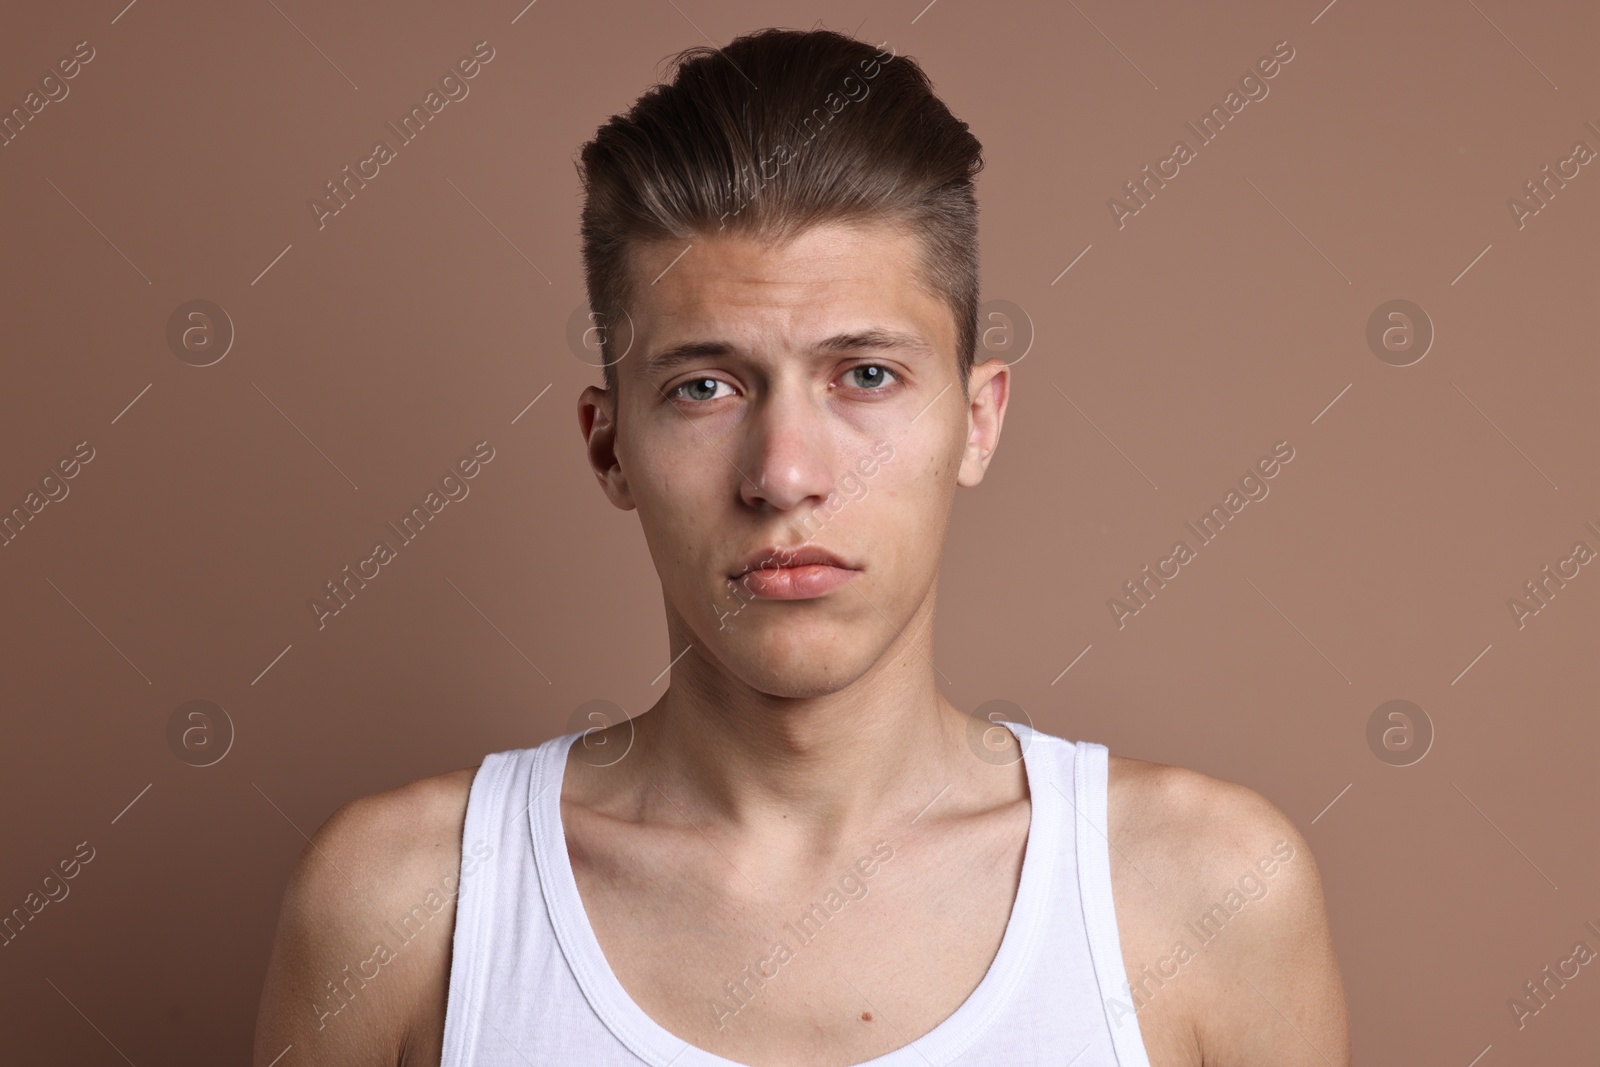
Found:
[439,719,1155,1066]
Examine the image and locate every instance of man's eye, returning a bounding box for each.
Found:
[669,367,898,402]
[844,364,898,389]
[669,377,732,402]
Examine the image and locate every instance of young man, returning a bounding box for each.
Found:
[254,28,1349,1067]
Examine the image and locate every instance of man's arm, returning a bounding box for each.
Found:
[252,770,474,1067]
[1190,781,1349,1065]
[1109,758,1351,1066]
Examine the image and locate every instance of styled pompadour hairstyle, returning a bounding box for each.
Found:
[575,27,984,398]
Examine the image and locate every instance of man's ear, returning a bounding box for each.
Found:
[956,357,1010,487]
[577,385,636,510]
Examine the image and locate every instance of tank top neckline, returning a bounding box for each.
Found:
[526,718,1061,1067]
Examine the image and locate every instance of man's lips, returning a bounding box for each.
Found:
[729,544,858,579]
[728,544,861,601]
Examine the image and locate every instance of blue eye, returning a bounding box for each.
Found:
[669,377,732,402]
[846,364,897,389]
[668,365,899,404]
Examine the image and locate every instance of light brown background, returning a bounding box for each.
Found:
[1,0,1596,1063]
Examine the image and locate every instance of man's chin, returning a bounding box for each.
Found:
[721,662,868,701]
[709,623,879,699]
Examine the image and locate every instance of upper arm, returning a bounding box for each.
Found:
[1107,759,1350,1067]
[1192,787,1350,1066]
[252,773,473,1067]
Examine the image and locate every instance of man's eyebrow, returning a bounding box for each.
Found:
[639,328,935,377]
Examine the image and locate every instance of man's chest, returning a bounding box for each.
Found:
[398,807,1207,1067]
[567,811,1028,1065]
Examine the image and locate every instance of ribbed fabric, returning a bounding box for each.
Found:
[439,720,1154,1066]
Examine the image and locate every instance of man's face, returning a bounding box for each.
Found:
[578,219,1008,699]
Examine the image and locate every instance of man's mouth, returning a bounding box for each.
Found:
[730,543,857,578]
[729,544,861,601]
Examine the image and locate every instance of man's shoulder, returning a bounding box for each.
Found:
[1102,754,1349,1065]
[315,765,480,876]
[252,765,479,1066]
[285,764,482,954]
[1105,753,1300,864]
[1103,752,1320,946]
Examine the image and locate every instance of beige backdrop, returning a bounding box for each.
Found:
[1,0,1596,1063]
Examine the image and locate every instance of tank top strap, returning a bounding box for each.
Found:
[1070,738,1154,1066]
[438,737,569,1066]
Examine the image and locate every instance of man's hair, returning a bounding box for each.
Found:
[576,27,984,398]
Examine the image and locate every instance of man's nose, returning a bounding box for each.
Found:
[737,390,837,513]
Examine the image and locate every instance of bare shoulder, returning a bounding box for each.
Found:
[252,766,479,1067]
[1104,755,1350,1067]
[1106,754,1296,861]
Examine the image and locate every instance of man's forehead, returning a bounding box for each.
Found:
[630,218,905,284]
[620,226,950,376]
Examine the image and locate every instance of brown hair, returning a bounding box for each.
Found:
[576,27,984,399]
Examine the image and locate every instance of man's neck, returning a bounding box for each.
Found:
[609,610,998,856]
[646,681,960,833]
